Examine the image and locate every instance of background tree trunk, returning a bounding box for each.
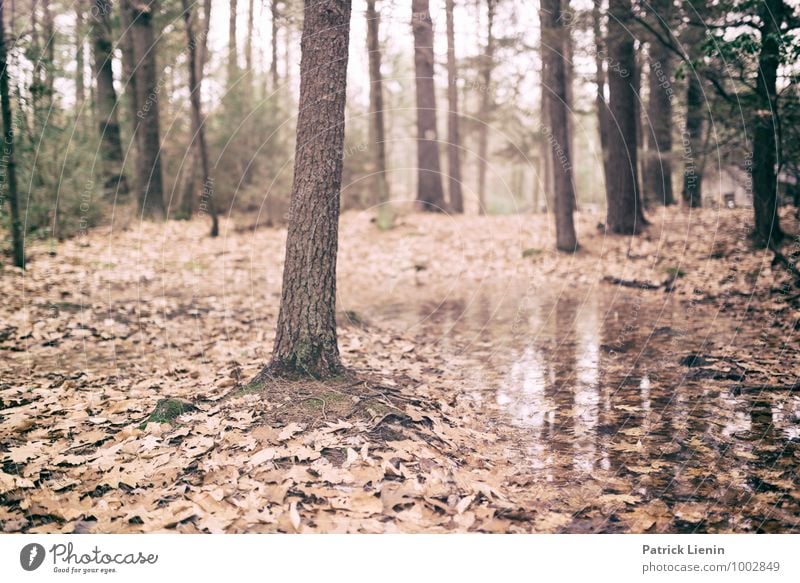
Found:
[0,0,24,268]
[605,0,646,234]
[751,0,785,248]
[75,3,85,107]
[476,0,495,215]
[366,0,392,230]
[90,0,129,201]
[270,0,279,89]
[411,0,445,211]
[127,0,166,219]
[445,0,463,213]
[258,0,351,379]
[182,0,218,237]
[540,0,577,252]
[644,0,674,207]
[228,0,238,85]
[593,0,612,199]
[681,23,704,209]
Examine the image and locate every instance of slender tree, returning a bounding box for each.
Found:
[605,0,646,233]
[592,0,612,199]
[182,0,218,237]
[90,0,130,200]
[411,0,445,211]
[228,0,238,85]
[540,0,577,251]
[0,0,24,268]
[476,0,495,215]
[270,0,279,88]
[75,3,85,106]
[681,23,704,208]
[254,0,352,379]
[445,0,463,213]
[366,0,392,229]
[643,0,674,206]
[125,0,166,218]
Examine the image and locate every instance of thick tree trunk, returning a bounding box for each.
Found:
[680,23,703,209]
[445,0,463,213]
[644,0,674,207]
[540,0,577,252]
[366,0,392,230]
[411,0,445,211]
[257,0,351,379]
[126,0,165,219]
[476,0,495,215]
[0,1,24,268]
[605,0,646,234]
[592,0,611,203]
[182,0,218,237]
[751,0,784,248]
[90,0,130,200]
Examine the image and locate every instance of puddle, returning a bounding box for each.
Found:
[352,281,800,532]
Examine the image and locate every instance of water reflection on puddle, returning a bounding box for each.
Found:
[357,283,800,532]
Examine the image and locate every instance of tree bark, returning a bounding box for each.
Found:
[476,0,495,215]
[592,0,612,203]
[90,0,130,200]
[643,0,674,206]
[126,0,166,219]
[256,0,351,379]
[680,23,703,209]
[751,0,785,248]
[366,0,392,230]
[182,0,219,237]
[76,3,85,106]
[605,0,646,234]
[445,0,463,213]
[0,0,24,268]
[411,0,445,211]
[540,0,577,252]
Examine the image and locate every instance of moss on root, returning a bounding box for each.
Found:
[139,398,197,429]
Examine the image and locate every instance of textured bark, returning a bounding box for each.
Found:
[644,0,674,206]
[245,0,254,74]
[751,0,784,248]
[476,0,495,215]
[366,0,392,230]
[90,0,130,200]
[540,0,577,252]
[445,0,463,213]
[270,0,279,88]
[257,0,351,379]
[126,0,165,219]
[411,0,445,211]
[0,0,24,268]
[605,0,646,234]
[592,0,612,201]
[680,23,703,209]
[182,0,218,237]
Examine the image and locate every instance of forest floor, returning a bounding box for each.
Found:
[1,206,799,533]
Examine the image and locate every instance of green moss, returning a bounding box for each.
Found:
[139,399,196,429]
[664,266,686,277]
[522,247,543,259]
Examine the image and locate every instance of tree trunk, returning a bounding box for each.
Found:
[90,0,130,200]
[445,0,463,213]
[476,0,495,215]
[245,0,254,75]
[605,0,646,234]
[228,0,238,85]
[126,0,166,219]
[592,0,612,203]
[76,3,85,106]
[751,0,784,248]
[644,0,674,206]
[256,0,351,380]
[680,23,703,209]
[182,0,219,237]
[366,0,392,230]
[540,0,578,252]
[411,0,445,211]
[0,0,24,268]
[270,0,279,88]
